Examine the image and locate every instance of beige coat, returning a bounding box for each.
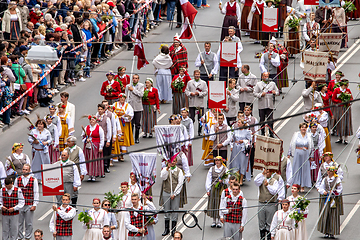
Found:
[2,8,23,33]
[185,79,208,108]
[125,83,145,112]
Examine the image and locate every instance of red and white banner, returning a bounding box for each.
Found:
[208,81,226,109]
[179,0,198,39]
[262,8,278,32]
[304,0,318,5]
[130,153,157,193]
[220,42,238,67]
[134,26,149,70]
[41,164,64,196]
[319,33,343,56]
[303,50,328,81]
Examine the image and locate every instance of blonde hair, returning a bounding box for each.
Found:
[38,25,46,36]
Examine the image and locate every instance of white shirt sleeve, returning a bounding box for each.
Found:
[72,164,81,187]
[209,125,216,141]
[106,118,112,142]
[271,54,281,67]
[53,125,59,146]
[221,126,232,146]
[219,195,228,218]
[267,178,280,196]
[49,212,56,232]
[57,207,76,221]
[174,169,184,196]
[212,53,219,75]
[303,23,310,41]
[286,159,293,187]
[78,148,88,176]
[66,116,74,135]
[270,211,278,237]
[103,210,110,225]
[160,167,169,181]
[111,113,117,137]
[14,188,25,211]
[241,197,248,227]
[195,53,202,67]
[0,162,6,187]
[236,2,241,22]
[259,55,266,73]
[99,126,105,149]
[277,176,285,200]
[181,153,191,177]
[124,211,139,233]
[205,167,213,193]
[33,178,39,206]
[254,173,265,187]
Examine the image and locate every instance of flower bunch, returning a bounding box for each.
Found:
[215,168,240,189]
[289,197,310,228]
[286,17,302,29]
[339,92,352,107]
[104,191,124,209]
[106,85,114,93]
[78,209,93,229]
[343,1,357,13]
[171,78,185,92]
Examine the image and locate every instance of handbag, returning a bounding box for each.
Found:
[97,21,106,32]
[20,84,27,92]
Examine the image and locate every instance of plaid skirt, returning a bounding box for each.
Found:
[335,105,353,137]
[317,195,342,235]
[142,105,157,134]
[84,142,104,176]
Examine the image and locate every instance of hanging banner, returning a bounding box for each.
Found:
[208,81,226,109]
[319,0,340,7]
[304,0,319,5]
[130,153,157,193]
[303,50,328,80]
[318,33,342,56]
[262,8,278,32]
[155,125,182,161]
[41,164,64,196]
[253,135,283,171]
[220,42,238,67]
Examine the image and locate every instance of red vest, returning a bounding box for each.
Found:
[17,176,34,206]
[56,207,73,236]
[225,195,243,224]
[86,125,101,143]
[254,2,264,15]
[2,187,19,215]
[226,2,237,16]
[244,0,253,7]
[128,207,148,236]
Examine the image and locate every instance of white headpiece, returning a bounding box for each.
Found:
[174,33,182,43]
[270,36,277,45]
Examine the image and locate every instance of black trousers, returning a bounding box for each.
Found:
[103,139,112,169]
[189,107,204,134]
[176,0,182,25]
[219,66,239,84]
[259,108,274,137]
[132,111,142,139]
[239,102,253,112]
[249,143,255,175]
[200,73,214,83]
[213,149,227,162]
[91,42,100,62]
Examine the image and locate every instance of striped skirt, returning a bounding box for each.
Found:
[172,92,185,114]
[277,68,289,89]
[142,104,157,134]
[324,127,332,153]
[207,183,226,218]
[317,195,342,235]
[111,138,121,158]
[241,6,251,31]
[202,140,214,166]
[182,145,193,166]
[287,29,300,55]
[84,142,104,176]
[250,14,262,40]
[335,105,353,137]
[49,144,60,164]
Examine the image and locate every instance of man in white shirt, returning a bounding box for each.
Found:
[259,43,281,82]
[97,103,113,174]
[58,92,76,127]
[219,182,248,240]
[209,113,232,160]
[15,164,39,240]
[194,42,219,82]
[0,176,25,240]
[237,64,258,111]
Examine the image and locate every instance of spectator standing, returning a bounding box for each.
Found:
[17,0,29,30]
[2,2,23,41]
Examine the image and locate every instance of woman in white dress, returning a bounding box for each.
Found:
[270,200,295,240]
[83,198,109,240]
[116,181,133,240]
[287,184,308,240]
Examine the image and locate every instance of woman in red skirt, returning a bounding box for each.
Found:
[219,0,241,41]
[82,115,105,181]
[250,0,265,43]
[241,0,254,36]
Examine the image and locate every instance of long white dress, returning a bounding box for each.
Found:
[83,208,109,240]
[115,192,132,240]
[287,195,308,240]
[270,209,295,240]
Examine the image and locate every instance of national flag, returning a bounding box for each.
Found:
[134,27,149,70]
[179,0,198,39]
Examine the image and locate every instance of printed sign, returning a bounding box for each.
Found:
[220,42,238,67]
[262,8,278,32]
[319,0,340,7]
[253,135,283,171]
[208,81,226,109]
[318,33,342,56]
[41,164,64,196]
[303,50,328,80]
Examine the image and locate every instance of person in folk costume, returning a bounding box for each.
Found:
[301,81,323,112]
[114,93,134,160]
[254,168,285,240]
[206,156,229,228]
[287,122,314,192]
[144,195,158,240]
[58,92,76,127]
[171,68,190,114]
[284,7,301,57]
[209,113,232,161]
[102,225,114,240]
[241,0,254,36]
[49,193,76,240]
[45,114,60,164]
[219,0,241,41]
[270,199,295,240]
[253,72,279,137]
[142,78,160,138]
[185,69,208,136]
[129,172,142,197]
[262,0,276,47]
[181,108,194,166]
[303,12,320,46]
[100,71,122,105]
[237,64,258,111]
[101,100,118,167]
[169,33,188,77]
[6,143,31,177]
[332,79,353,144]
[259,43,281,84]
[219,182,248,240]
[224,78,240,125]
[279,154,293,197]
[160,153,185,237]
[0,176,25,240]
[152,45,173,103]
[242,106,259,176]
[108,105,123,163]
[328,71,343,134]
[220,175,244,204]
[124,193,156,240]
[269,37,289,93]
[307,121,325,184]
[115,181,133,240]
[332,5,347,48]
[125,74,144,144]
[174,114,191,167]
[115,66,131,93]
[201,108,220,166]
[83,198,110,240]
[250,0,265,44]
[194,42,219,82]
[57,103,75,152]
[313,101,332,152]
[14,164,39,240]
[230,118,252,185]
[82,115,105,182]
[315,152,344,190]
[287,184,308,240]
[101,200,118,238]
[66,136,88,208]
[317,166,343,239]
[28,119,52,181]
[48,104,62,138]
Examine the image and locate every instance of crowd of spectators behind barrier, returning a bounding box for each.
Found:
[0,0,186,128]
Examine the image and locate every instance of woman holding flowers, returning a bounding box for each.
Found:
[284,7,301,57]
[205,156,229,228]
[114,66,130,93]
[270,200,295,240]
[142,78,160,138]
[101,200,118,238]
[82,115,104,182]
[331,79,353,144]
[83,198,109,240]
[171,67,190,114]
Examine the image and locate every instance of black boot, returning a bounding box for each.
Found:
[171,221,177,236]
[162,219,170,236]
[135,128,140,144]
[71,197,77,208]
[260,229,266,239]
[266,230,271,240]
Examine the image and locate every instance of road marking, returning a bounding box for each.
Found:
[274,103,304,132]
[340,199,360,233]
[273,97,303,129]
[334,43,360,72]
[157,113,167,122]
[38,208,53,221]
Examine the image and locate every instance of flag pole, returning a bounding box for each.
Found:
[130,56,136,79]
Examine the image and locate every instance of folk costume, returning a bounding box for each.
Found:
[58,113,74,152]
[284,7,301,55]
[287,193,308,240]
[111,110,122,159]
[303,19,320,43]
[273,40,289,90]
[229,128,252,176]
[47,121,60,164]
[259,50,281,81]
[114,101,135,154]
[209,121,232,160]
[194,49,219,82]
[115,72,130,93]
[14,175,39,240]
[250,0,265,41]
[83,208,109,240]
[301,85,323,112]
[181,114,194,166]
[49,204,76,240]
[115,190,132,240]
[169,36,188,76]
[314,107,332,153]
[218,37,243,82]
[171,72,190,114]
[96,111,113,172]
[56,102,76,127]
[6,151,31,176]
[0,185,25,240]
[280,155,293,190]
[100,75,122,105]
[270,208,295,240]
[241,0,254,34]
[142,86,160,135]
[152,50,173,102]
[243,113,259,174]
[28,128,52,180]
[220,0,241,41]
[201,110,218,166]
[315,158,344,191]
[125,82,144,143]
[237,71,257,111]
[225,87,240,124]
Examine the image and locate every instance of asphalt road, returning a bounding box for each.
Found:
[1,1,360,239]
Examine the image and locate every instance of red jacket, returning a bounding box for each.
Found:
[142,87,160,109]
[171,73,191,93]
[332,87,353,105]
[320,91,333,117]
[114,74,130,92]
[29,10,43,25]
[100,80,122,100]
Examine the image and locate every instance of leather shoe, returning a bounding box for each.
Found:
[335,139,343,144]
[135,139,139,144]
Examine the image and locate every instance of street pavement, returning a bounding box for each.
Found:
[1,1,360,239]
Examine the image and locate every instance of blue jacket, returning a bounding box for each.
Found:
[82,29,92,48]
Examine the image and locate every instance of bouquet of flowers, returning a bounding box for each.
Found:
[142,90,152,113]
[78,209,93,229]
[215,168,240,189]
[286,17,302,29]
[343,1,357,13]
[106,85,114,93]
[101,15,113,22]
[339,92,352,107]
[171,78,185,92]
[289,196,310,228]
[104,191,124,209]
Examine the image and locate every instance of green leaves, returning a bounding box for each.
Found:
[104,191,124,209]
[78,209,93,228]
[343,1,357,13]
[286,17,302,29]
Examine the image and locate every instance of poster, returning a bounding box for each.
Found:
[262,8,278,32]
[41,164,64,196]
[155,125,182,161]
[208,81,226,109]
[220,42,238,67]
[318,33,342,56]
[130,153,157,193]
[253,135,283,171]
[303,50,328,80]
[319,0,340,7]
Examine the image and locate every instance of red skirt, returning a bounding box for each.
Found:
[310,149,320,183]
[49,144,60,164]
[181,145,193,166]
[84,142,104,176]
